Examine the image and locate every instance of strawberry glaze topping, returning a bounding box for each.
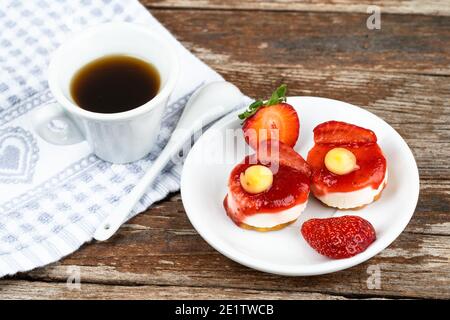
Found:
[224,141,310,225]
[307,121,387,196]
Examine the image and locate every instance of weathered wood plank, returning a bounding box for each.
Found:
[150,9,450,75]
[9,218,450,299]
[142,0,450,16]
[9,187,450,299]
[0,280,349,300]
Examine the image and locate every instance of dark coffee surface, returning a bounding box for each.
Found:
[70,55,160,113]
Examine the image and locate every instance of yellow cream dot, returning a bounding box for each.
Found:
[240,165,273,194]
[324,147,358,175]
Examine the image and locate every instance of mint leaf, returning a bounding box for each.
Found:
[267,84,287,106]
[266,91,279,106]
[238,85,288,122]
[276,84,287,101]
[238,100,263,120]
[249,100,264,110]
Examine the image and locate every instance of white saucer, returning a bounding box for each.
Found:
[180,96,419,276]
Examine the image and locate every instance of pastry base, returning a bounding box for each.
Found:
[238,218,297,232]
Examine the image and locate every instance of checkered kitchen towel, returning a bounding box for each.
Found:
[0,0,233,277]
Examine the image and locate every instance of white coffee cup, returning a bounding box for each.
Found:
[35,22,179,163]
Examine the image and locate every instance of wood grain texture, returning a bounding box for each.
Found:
[8,191,449,299]
[2,3,449,300]
[0,280,351,300]
[144,0,450,16]
[151,9,450,75]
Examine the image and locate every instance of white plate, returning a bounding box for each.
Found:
[180,97,419,276]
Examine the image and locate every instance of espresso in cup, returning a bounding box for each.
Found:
[70,54,160,114]
[45,22,179,163]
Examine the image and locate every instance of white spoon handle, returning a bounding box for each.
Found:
[93,81,243,241]
[93,135,184,241]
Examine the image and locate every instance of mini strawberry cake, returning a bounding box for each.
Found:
[224,140,311,231]
[307,121,387,209]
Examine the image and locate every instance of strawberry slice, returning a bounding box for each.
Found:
[256,139,311,178]
[243,103,299,148]
[314,121,377,146]
[301,216,376,259]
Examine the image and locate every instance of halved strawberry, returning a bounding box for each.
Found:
[242,103,299,148]
[314,121,377,146]
[239,85,300,149]
[301,215,376,259]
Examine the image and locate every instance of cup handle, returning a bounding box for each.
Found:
[29,102,84,145]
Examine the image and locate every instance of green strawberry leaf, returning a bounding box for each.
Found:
[238,84,287,122]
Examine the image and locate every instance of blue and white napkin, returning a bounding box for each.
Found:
[0,0,229,277]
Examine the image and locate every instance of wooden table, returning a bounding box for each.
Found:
[1,0,449,300]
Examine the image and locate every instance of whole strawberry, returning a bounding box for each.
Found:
[301,216,376,259]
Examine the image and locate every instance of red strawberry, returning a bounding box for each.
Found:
[256,139,311,178]
[243,103,299,148]
[314,121,377,146]
[301,216,376,259]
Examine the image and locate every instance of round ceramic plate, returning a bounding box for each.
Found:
[180,97,419,276]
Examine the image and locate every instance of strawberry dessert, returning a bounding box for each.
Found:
[307,121,387,209]
[224,140,311,231]
[301,215,376,259]
[224,85,311,231]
